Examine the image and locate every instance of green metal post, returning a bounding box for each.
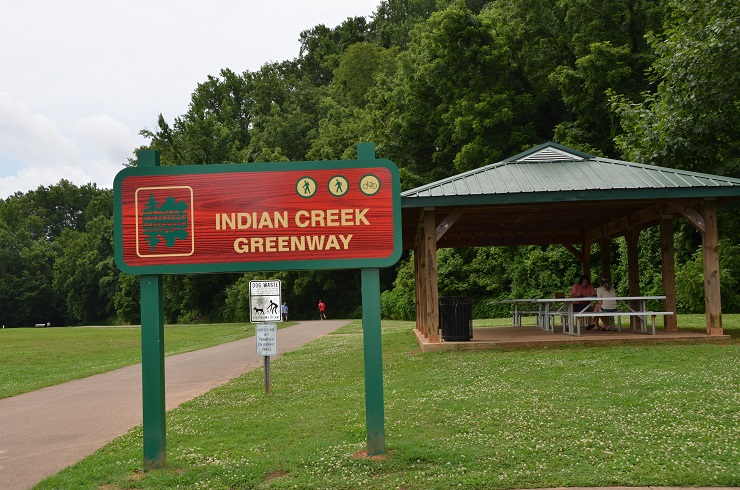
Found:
[357,142,386,455]
[361,267,386,455]
[138,150,167,469]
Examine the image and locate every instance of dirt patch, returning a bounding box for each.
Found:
[127,470,146,481]
[264,470,290,482]
[352,449,393,461]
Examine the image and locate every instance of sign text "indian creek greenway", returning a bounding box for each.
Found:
[114,159,401,274]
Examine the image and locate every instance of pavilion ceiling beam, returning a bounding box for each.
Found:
[436,231,584,248]
[562,244,583,262]
[436,211,463,242]
[631,203,665,228]
[669,203,705,234]
[584,216,630,244]
[585,203,667,243]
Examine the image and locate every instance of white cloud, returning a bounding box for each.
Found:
[0,0,382,198]
[0,92,80,168]
[0,165,92,200]
[0,94,139,197]
[74,114,138,186]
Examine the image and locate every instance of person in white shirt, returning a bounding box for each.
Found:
[595,276,617,331]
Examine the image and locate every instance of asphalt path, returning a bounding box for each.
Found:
[0,320,350,490]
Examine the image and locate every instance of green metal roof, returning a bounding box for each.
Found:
[401,142,740,207]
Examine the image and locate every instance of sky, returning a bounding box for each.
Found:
[0,0,382,199]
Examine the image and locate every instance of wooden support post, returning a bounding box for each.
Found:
[423,209,440,342]
[414,236,426,338]
[627,227,641,329]
[599,237,611,281]
[660,214,678,331]
[701,200,723,335]
[581,241,592,278]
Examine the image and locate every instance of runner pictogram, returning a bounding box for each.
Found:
[296,177,317,198]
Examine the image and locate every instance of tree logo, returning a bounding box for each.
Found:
[135,186,195,257]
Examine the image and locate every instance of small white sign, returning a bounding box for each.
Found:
[256,323,278,356]
[250,280,282,322]
[250,280,281,296]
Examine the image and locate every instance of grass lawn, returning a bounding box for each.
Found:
[35,317,739,489]
[0,323,295,399]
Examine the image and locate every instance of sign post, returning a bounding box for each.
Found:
[114,144,400,465]
[138,151,166,470]
[357,143,385,455]
[255,322,278,393]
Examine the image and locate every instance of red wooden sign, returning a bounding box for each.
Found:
[114,160,401,274]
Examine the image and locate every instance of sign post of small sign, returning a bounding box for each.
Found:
[255,322,278,394]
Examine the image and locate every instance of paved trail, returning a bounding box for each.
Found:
[0,320,349,490]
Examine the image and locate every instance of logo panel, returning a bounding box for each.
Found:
[135,186,195,257]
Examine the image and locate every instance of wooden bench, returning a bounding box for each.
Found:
[573,311,674,335]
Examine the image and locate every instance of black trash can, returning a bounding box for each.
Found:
[439,296,473,341]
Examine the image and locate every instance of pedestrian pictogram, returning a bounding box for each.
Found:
[329,175,349,197]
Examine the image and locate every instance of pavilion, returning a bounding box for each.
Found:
[400,142,740,344]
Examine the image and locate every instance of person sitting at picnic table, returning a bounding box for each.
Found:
[570,274,596,329]
[595,276,618,331]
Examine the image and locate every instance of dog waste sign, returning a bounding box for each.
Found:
[250,280,281,323]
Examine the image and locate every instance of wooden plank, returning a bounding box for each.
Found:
[435,211,463,242]
[702,200,723,335]
[660,214,678,331]
[563,244,583,262]
[673,203,706,234]
[414,237,424,337]
[423,209,440,342]
[627,227,641,329]
[582,241,592,277]
[600,236,611,282]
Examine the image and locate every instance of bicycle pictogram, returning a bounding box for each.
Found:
[359,174,381,196]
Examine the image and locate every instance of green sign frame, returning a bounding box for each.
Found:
[114,158,402,275]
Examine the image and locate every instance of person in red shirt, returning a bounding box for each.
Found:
[318,299,327,320]
[569,274,596,329]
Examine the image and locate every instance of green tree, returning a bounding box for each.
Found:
[307,43,396,161]
[483,0,663,157]
[375,2,537,184]
[298,17,369,86]
[611,0,740,175]
[244,74,324,162]
[0,181,105,326]
[368,0,438,49]
[51,204,119,326]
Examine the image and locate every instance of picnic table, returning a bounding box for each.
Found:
[494,296,672,337]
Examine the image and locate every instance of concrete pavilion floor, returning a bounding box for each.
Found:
[415,324,731,353]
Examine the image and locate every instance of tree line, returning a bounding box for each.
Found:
[1,0,738,326]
